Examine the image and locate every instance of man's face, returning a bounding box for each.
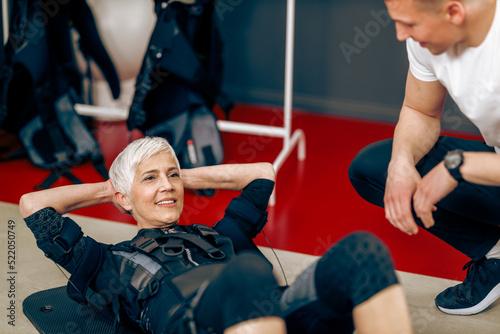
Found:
[127,151,184,229]
[385,0,462,55]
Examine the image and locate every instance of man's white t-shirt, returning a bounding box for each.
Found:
[406,0,500,153]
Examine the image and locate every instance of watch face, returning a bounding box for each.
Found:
[446,152,462,169]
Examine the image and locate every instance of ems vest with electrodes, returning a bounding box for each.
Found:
[106,224,236,333]
[39,195,270,333]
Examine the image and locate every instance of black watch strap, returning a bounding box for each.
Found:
[444,149,464,182]
[448,164,464,181]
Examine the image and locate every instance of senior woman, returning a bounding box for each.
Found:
[20,136,412,334]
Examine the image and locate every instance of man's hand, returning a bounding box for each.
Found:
[413,162,458,229]
[384,160,421,235]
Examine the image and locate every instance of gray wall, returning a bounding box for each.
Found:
[218,0,478,134]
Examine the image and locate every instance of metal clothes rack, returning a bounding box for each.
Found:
[212,0,306,205]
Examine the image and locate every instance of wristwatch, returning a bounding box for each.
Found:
[444,149,464,182]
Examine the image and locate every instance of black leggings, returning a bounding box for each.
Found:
[194,252,282,332]
[283,232,398,334]
[348,136,500,260]
[143,234,398,334]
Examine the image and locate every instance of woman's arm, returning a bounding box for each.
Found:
[19,180,117,218]
[181,162,276,191]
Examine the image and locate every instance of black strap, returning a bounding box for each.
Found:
[45,120,71,163]
[191,223,227,248]
[127,7,176,131]
[35,171,62,190]
[129,235,161,253]
[191,224,218,238]
[156,233,226,260]
[71,0,121,100]
[36,81,72,169]
[39,218,83,262]
[35,168,83,190]
[161,238,185,256]
[136,269,166,304]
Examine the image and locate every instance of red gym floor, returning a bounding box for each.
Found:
[0,104,482,281]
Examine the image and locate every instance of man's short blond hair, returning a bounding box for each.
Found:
[385,0,454,13]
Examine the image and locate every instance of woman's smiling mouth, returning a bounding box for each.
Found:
[156,199,175,205]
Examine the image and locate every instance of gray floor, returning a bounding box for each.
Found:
[1,201,499,334]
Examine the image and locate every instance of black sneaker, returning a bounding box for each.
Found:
[435,257,500,315]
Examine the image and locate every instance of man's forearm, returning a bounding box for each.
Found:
[19,181,113,218]
[181,163,276,191]
[461,152,500,186]
[391,105,442,167]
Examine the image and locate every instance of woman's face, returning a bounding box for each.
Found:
[126,151,184,229]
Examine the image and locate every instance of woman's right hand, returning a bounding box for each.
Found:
[105,180,130,215]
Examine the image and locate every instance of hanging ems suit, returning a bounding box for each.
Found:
[0,0,121,189]
[126,0,233,171]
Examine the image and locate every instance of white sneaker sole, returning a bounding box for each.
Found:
[437,282,500,315]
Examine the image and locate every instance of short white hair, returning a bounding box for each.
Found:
[109,137,180,197]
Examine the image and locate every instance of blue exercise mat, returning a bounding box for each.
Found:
[23,286,140,334]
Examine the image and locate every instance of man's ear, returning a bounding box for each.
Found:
[115,191,133,212]
[445,1,465,25]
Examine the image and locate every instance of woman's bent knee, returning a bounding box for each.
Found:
[315,233,398,310]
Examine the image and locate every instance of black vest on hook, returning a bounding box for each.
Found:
[126,0,234,133]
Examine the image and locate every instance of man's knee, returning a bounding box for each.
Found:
[349,140,392,182]
[348,140,392,206]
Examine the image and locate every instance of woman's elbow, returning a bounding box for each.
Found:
[259,162,276,182]
[19,193,37,218]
